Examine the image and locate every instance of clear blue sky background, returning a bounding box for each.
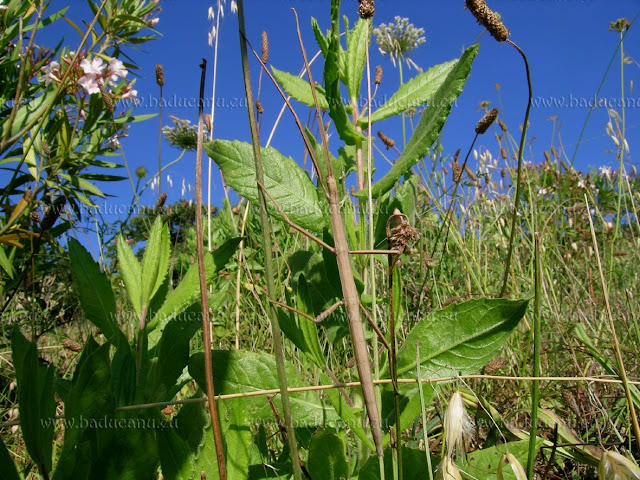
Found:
[26,1,640,230]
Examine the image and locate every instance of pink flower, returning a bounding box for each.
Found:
[80,57,104,76]
[121,84,138,100]
[149,17,159,26]
[107,58,128,82]
[38,61,61,84]
[78,75,101,94]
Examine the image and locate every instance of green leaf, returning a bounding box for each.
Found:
[188,350,339,425]
[140,217,170,309]
[0,435,20,480]
[294,274,326,366]
[117,234,142,318]
[359,45,479,199]
[359,445,435,480]
[146,304,202,402]
[68,238,121,343]
[360,58,459,125]
[346,19,370,100]
[311,17,329,56]
[271,66,329,110]
[395,297,529,378]
[147,237,241,346]
[0,245,15,279]
[307,430,349,480]
[205,140,326,232]
[323,0,365,146]
[11,325,55,476]
[224,399,251,480]
[459,440,543,480]
[381,383,436,447]
[157,426,195,480]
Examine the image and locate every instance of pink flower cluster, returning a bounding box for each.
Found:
[77,57,137,100]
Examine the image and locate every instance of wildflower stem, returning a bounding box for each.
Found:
[527,233,542,477]
[237,2,304,479]
[500,39,532,297]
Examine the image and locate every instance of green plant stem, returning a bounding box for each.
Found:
[158,83,163,197]
[609,28,626,287]
[416,343,434,480]
[527,233,542,478]
[500,40,532,298]
[388,261,402,480]
[236,3,304,479]
[194,59,227,480]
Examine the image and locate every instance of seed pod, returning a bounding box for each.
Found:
[501,168,507,178]
[155,64,165,87]
[204,113,212,132]
[465,0,510,42]
[500,147,507,159]
[62,339,82,353]
[24,188,33,203]
[29,211,41,223]
[255,100,264,114]
[98,81,113,115]
[261,31,269,64]
[498,119,507,132]
[475,107,499,134]
[377,131,395,149]
[358,0,375,19]
[40,196,66,231]
[442,165,449,175]
[156,192,167,209]
[464,164,477,182]
[386,209,419,255]
[42,141,51,157]
[374,65,383,85]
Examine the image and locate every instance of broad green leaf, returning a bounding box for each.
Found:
[68,238,121,343]
[188,350,340,425]
[381,382,436,447]
[117,234,142,318]
[359,445,435,480]
[324,0,365,146]
[288,250,339,315]
[0,435,20,480]
[459,440,543,480]
[307,430,349,480]
[224,399,252,480]
[141,217,170,309]
[360,45,479,199]
[395,298,529,378]
[146,304,202,402]
[205,140,326,232]
[147,237,241,346]
[359,58,458,125]
[11,325,56,476]
[157,426,195,480]
[346,19,370,100]
[271,66,329,110]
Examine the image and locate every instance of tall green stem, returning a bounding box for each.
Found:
[527,233,542,478]
[236,2,303,479]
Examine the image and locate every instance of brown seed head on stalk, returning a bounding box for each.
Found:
[98,81,114,115]
[24,188,33,203]
[452,160,463,183]
[255,100,264,114]
[62,339,82,353]
[155,64,165,87]
[374,65,383,85]
[29,211,41,223]
[156,192,167,209]
[358,0,375,19]
[498,119,507,132]
[475,107,499,134]
[464,164,477,181]
[40,196,66,231]
[42,141,51,157]
[377,131,395,149]
[204,113,212,132]
[386,209,420,256]
[466,0,510,42]
[261,31,269,64]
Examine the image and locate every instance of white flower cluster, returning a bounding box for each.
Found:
[373,16,426,68]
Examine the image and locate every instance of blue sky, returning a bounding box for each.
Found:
[20,1,640,228]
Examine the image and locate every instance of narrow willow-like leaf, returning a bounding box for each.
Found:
[188,350,340,425]
[395,297,529,377]
[0,435,20,480]
[11,326,55,476]
[324,0,365,146]
[346,18,370,100]
[147,237,240,345]
[308,430,349,480]
[359,58,458,125]
[311,17,329,56]
[295,274,326,367]
[359,45,479,199]
[205,140,326,232]
[140,217,170,309]
[271,66,329,110]
[68,238,121,343]
[117,234,142,317]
